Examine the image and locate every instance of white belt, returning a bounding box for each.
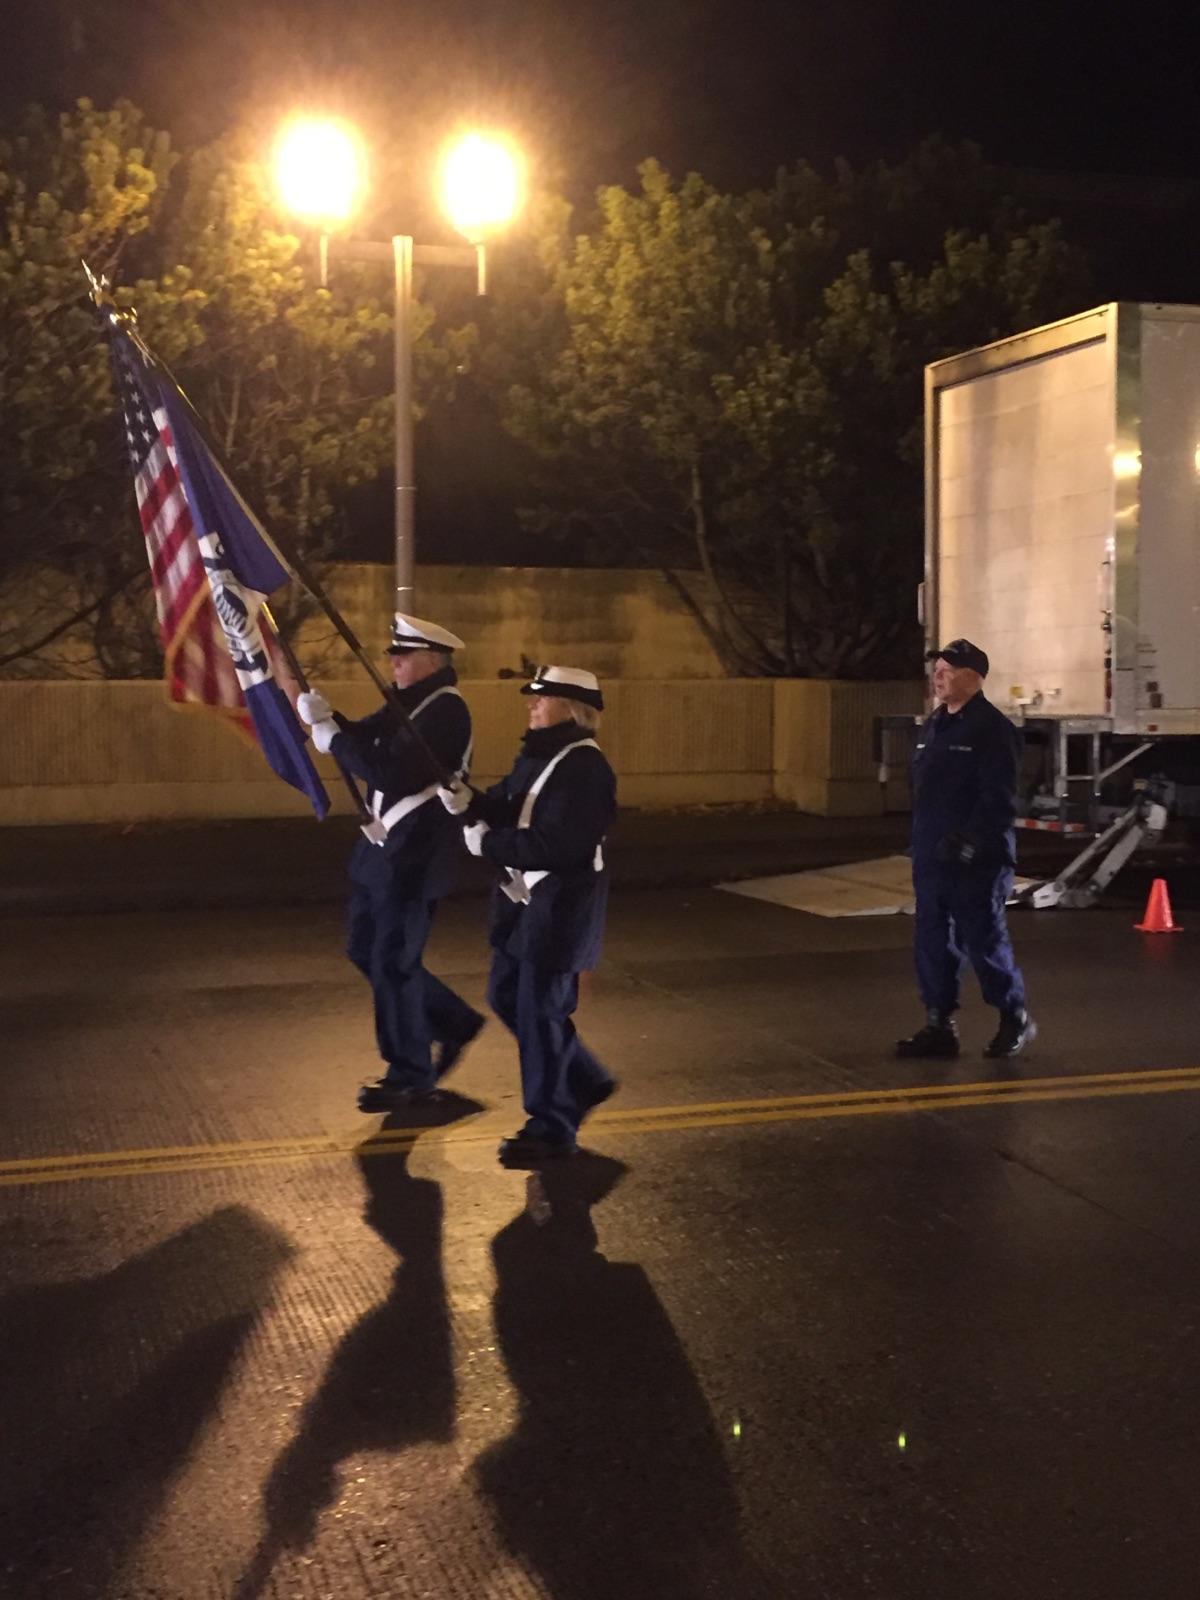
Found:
[501,845,604,904]
[373,781,440,835]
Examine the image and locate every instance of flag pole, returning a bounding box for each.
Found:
[85,266,454,790]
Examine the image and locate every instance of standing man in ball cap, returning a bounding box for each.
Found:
[297,612,485,1112]
[439,665,617,1165]
[896,637,1036,1061]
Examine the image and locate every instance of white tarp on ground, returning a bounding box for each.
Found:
[718,855,1038,918]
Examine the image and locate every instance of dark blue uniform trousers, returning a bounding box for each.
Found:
[348,890,480,1091]
[487,948,614,1146]
[913,862,1026,1017]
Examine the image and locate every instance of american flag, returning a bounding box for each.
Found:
[114,331,250,727]
[109,321,330,818]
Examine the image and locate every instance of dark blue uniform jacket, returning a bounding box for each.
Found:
[910,691,1021,871]
[331,664,472,901]
[473,722,617,973]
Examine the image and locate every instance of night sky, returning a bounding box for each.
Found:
[4,0,1197,198]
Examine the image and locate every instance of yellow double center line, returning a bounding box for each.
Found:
[3,1066,1200,1188]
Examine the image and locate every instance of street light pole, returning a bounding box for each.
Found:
[392,234,415,613]
[276,122,521,617]
[324,236,482,611]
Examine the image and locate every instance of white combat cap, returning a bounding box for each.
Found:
[521,665,604,710]
[387,612,465,654]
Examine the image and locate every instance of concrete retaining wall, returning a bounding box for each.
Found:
[4,563,727,683]
[0,678,921,825]
[773,679,923,815]
[296,564,728,681]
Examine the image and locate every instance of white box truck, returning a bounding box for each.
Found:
[927,301,1200,736]
[917,302,1200,901]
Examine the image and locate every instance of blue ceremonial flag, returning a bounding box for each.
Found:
[110,324,331,820]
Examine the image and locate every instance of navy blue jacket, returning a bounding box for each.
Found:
[473,722,616,972]
[910,691,1021,870]
[332,664,473,901]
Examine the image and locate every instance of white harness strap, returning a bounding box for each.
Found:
[369,686,471,841]
[503,738,605,899]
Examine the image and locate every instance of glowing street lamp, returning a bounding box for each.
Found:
[274,119,365,229]
[439,134,522,297]
[275,121,523,611]
[442,133,521,238]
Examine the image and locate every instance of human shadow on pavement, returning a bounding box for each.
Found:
[0,1203,294,1600]
[234,1090,483,1600]
[474,1155,756,1600]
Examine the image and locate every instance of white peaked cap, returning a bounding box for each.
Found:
[387,612,465,653]
[521,665,604,710]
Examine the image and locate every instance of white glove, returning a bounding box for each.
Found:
[296,690,333,726]
[463,820,490,857]
[438,779,473,816]
[311,718,339,755]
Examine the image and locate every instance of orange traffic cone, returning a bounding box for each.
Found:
[1135,878,1183,933]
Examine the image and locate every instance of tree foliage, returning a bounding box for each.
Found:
[0,99,173,675]
[0,101,462,677]
[118,136,397,673]
[1,109,1093,683]
[488,142,1091,677]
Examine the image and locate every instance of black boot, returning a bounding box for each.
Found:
[357,1078,437,1113]
[498,1127,577,1167]
[895,1012,960,1059]
[983,1008,1037,1059]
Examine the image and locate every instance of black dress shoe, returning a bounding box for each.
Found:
[983,1009,1037,1059]
[497,1129,577,1167]
[357,1079,437,1113]
[435,1014,486,1080]
[895,1015,960,1059]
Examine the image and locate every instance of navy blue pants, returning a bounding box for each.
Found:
[347,888,480,1091]
[487,948,614,1146]
[912,861,1026,1017]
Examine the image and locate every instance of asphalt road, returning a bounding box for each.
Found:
[3,886,1199,1599]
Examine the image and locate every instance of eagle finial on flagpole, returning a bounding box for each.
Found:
[82,259,153,360]
[81,258,108,302]
[81,260,120,323]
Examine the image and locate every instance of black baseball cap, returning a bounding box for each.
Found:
[926,638,989,677]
